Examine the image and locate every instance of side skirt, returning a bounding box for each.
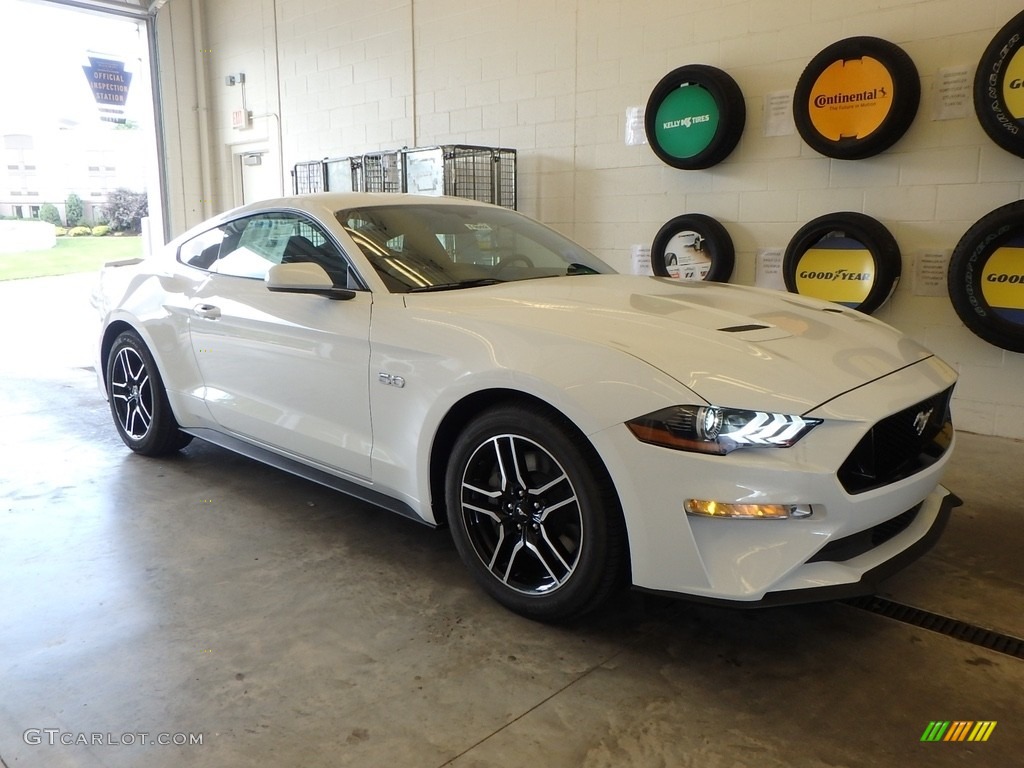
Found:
[182,427,435,528]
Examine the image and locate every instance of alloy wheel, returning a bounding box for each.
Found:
[110,345,153,440]
[458,433,584,596]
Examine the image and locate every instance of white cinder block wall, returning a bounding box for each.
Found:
[167,0,1024,439]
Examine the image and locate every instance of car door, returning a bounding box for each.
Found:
[182,211,373,480]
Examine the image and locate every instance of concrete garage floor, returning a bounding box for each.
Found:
[1,274,1022,767]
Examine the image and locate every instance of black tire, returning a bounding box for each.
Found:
[783,212,901,314]
[793,37,919,160]
[445,403,627,622]
[106,331,193,456]
[974,10,1024,158]
[948,201,1024,353]
[651,213,734,282]
[645,64,746,170]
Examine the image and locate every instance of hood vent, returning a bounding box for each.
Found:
[718,324,771,333]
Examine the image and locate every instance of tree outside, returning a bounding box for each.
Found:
[65,193,84,227]
[104,188,148,233]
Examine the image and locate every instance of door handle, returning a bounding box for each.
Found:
[193,303,222,319]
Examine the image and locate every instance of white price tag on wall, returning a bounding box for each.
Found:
[913,251,951,297]
[625,106,647,146]
[763,91,795,137]
[755,248,787,291]
[933,65,972,121]
[631,244,653,275]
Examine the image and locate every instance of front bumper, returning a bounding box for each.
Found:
[589,359,959,604]
[638,486,961,607]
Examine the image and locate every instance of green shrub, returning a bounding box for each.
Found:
[91,225,110,237]
[39,203,62,227]
[65,193,84,227]
[55,226,67,237]
[67,226,92,237]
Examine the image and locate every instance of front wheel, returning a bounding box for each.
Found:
[445,404,627,622]
[106,331,193,456]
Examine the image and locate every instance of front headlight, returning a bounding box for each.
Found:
[625,405,821,455]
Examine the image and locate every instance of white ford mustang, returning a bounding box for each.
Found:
[94,193,959,621]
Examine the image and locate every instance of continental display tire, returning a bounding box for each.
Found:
[650,214,734,282]
[793,37,920,160]
[974,10,1024,158]
[948,201,1024,353]
[783,212,901,314]
[645,65,746,170]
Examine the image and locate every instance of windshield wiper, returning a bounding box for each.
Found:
[408,278,506,293]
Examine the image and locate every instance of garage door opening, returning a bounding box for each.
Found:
[0,0,162,281]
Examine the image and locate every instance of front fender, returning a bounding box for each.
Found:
[367,302,696,522]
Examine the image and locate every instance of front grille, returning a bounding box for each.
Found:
[837,387,954,495]
[808,504,920,563]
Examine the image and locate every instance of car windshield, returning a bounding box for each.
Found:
[336,204,614,292]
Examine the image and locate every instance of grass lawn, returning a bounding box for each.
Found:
[0,236,143,281]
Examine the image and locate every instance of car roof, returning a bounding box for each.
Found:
[231,192,493,220]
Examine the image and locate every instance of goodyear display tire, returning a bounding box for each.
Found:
[783,213,901,314]
[974,10,1024,158]
[793,37,920,160]
[650,214,734,282]
[645,65,746,170]
[948,201,1024,353]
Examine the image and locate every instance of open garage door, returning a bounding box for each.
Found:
[1,0,166,274]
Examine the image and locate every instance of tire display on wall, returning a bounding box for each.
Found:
[645,65,746,170]
[783,212,901,314]
[974,10,1024,158]
[650,213,734,282]
[793,37,920,160]
[948,201,1024,353]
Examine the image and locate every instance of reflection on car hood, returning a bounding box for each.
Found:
[411,274,936,413]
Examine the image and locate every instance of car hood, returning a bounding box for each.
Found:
[407,274,937,413]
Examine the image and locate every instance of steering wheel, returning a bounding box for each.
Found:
[493,253,535,275]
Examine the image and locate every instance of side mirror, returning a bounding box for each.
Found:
[265,262,356,300]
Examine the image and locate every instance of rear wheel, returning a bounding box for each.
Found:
[106,331,193,456]
[445,404,627,622]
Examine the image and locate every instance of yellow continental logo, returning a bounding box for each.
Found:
[809,56,894,140]
[920,721,997,742]
[1002,47,1024,119]
[795,246,874,304]
[981,246,1024,310]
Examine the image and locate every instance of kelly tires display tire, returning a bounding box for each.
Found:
[783,212,902,314]
[106,331,193,456]
[793,37,920,160]
[974,10,1024,158]
[645,65,746,170]
[651,214,734,282]
[445,403,627,623]
[948,201,1024,353]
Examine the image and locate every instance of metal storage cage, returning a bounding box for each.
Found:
[292,159,326,195]
[294,145,517,207]
[402,145,517,209]
[324,156,361,193]
[361,151,404,193]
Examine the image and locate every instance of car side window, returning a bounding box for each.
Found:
[178,213,358,287]
[179,227,230,271]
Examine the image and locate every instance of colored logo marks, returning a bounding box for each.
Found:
[794,37,919,159]
[645,65,746,170]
